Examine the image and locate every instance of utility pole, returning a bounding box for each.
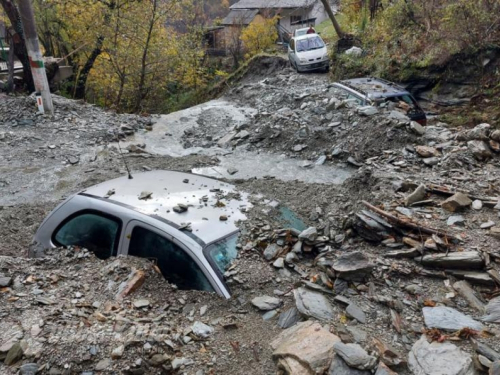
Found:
[319,0,344,39]
[16,0,54,115]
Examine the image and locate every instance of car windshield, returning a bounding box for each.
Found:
[296,36,324,52]
[206,232,239,274]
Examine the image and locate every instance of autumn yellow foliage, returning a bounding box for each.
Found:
[240,16,278,59]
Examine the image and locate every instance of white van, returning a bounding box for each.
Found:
[288,34,329,73]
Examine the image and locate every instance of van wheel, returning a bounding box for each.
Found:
[324,66,330,73]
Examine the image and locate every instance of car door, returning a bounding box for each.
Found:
[121,220,223,295]
[288,39,296,65]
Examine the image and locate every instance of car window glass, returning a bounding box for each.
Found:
[290,39,295,50]
[206,233,239,274]
[296,36,324,52]
[128,226,214,292]
[347,93,363,105]
[54,213,120,259]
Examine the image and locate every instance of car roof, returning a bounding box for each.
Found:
[81,171,251,245]
[338,77,410,99]
[294,33,321,41]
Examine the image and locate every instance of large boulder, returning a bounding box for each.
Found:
[294,287,335,321]
[271,321,340,375]
[408,335,476,375]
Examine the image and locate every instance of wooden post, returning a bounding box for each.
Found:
[17,0,54,115]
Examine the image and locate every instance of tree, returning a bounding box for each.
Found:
[0,0,34,91]
[240,16,278,59]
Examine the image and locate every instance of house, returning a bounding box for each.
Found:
[228,0,337,35]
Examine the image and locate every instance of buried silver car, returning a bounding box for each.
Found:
[30,170,251,298]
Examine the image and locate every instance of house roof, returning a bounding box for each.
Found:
[230,0,316,10]
[222,9,259,25]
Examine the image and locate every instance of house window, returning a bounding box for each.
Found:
[290,15,303,25]
[128,226,214,292]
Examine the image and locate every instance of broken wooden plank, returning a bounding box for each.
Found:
[362,201,453,239]
[418,251,484,270]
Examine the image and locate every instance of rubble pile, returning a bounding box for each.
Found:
[2,58,500,374]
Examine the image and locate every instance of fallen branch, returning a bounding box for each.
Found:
[361,201,453,239]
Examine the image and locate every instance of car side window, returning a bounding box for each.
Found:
[53,212,121,259]
[347,93,364,105]
[128,226,215,292]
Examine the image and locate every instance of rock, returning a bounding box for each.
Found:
[333,342,377,370]
[423,306,484,331]
[447,215,465,226]
[219,215,228,221]
[227,168,238,175]
[0,276,12,287]
[481,221,496,229]
[346,326,367,343]
[347,157,363,167]
[472,200,483,210]
[374,362,397,375]
[133,299,150,308]
[111,345,124,359]
[263,244,281,260]
[468,140,492,161]
[315,155,327,165]
[472,340,500,362]
[20,363,39,374]
[172,357,194,370]
[448,271,495,286]
[294,287,335,321]
[345,46,363,57]
[491,129,500,141]
[410,121,425,135]
[273,257,285,268]
[404,184,426,206]
[419,251,484,270]
[150,353,169,366]
[332,251,374,281]
[346,303,366,324]
[490,362,500,375]
[293,144,307,152]
[490,226,500,240]
[482,296,500,323]
[263,310,278,321]
[251,295,282,311]
[271,321,340,375]
[95,358,112,371]
[415,146,440,158]
[490,139,500,152]
[234,130,250,139]
[328,355,371,375]
[408,335,476,375]
[388,110,409,121]
[4,341,25,365]
[358,106,378,116]
[457,123,491,141]
[453,281,485,312]
[116,269,145,299]
[138,191,153,200]
[278,307,302,329]
[423,157,440,166]
[217,132,236,148]
[441,192,472,212]
[192,321,214,338]
[299,227,318,242]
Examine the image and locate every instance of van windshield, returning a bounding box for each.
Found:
[296,36,324,52]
